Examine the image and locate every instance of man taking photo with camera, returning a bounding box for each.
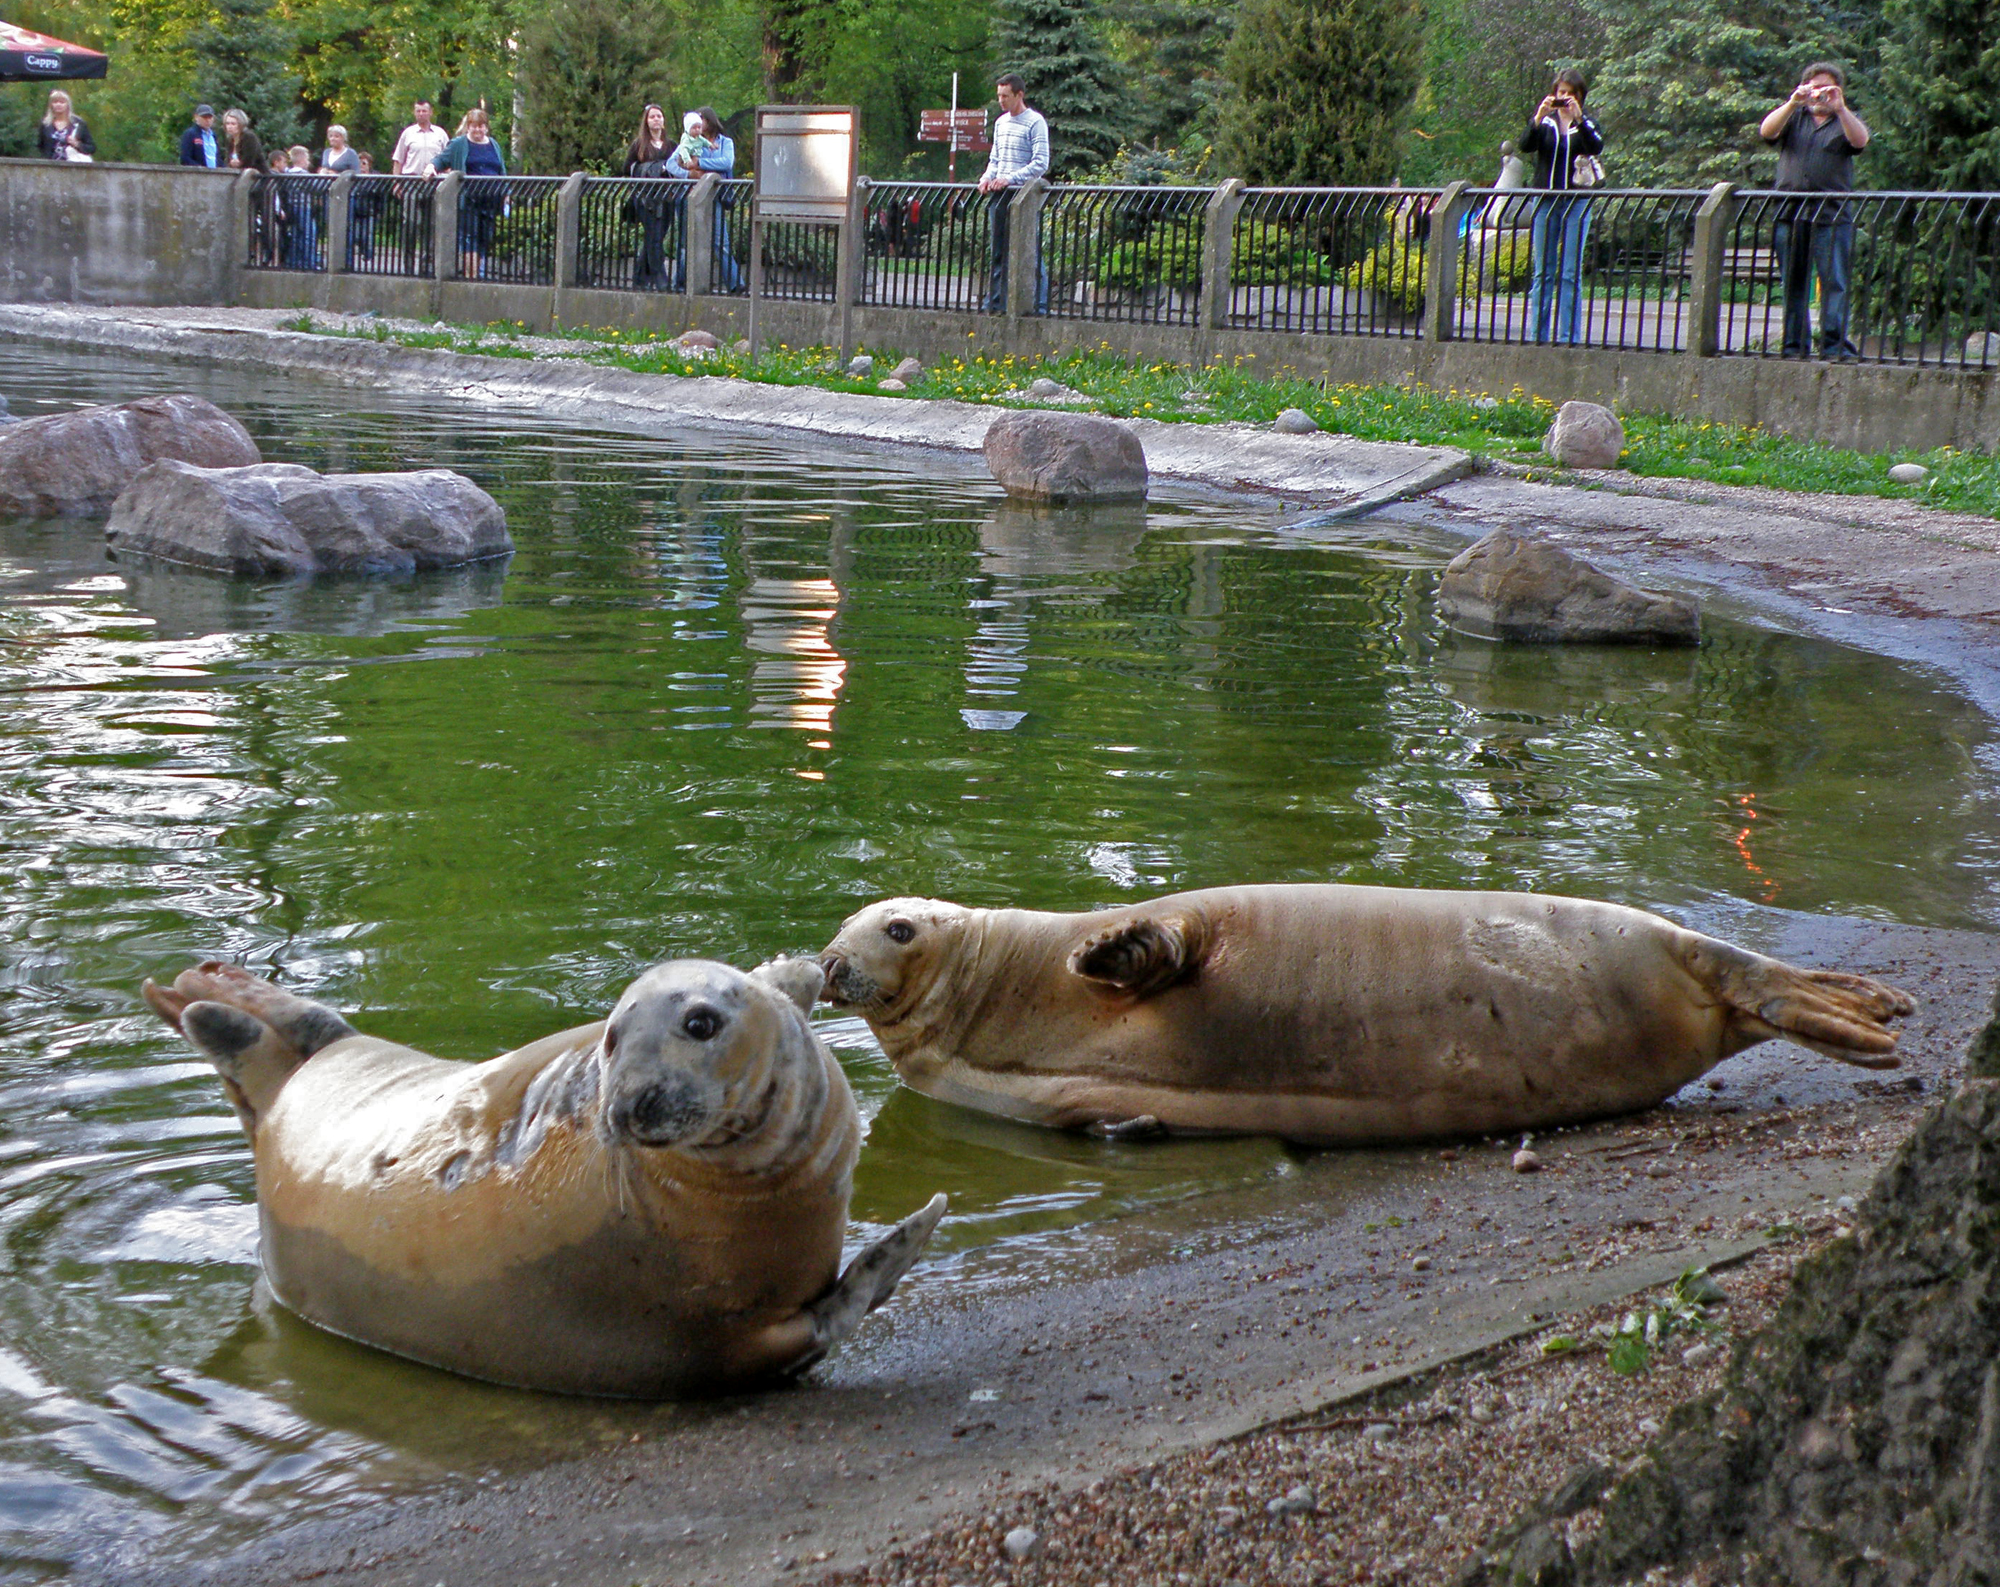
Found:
[1760,64,1871,361]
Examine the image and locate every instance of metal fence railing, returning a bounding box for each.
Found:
[1039,184,1212,324]
[577,176,695,292]
[1453,189,1706,351]
[757,215,839,302]
[1229,187,1441,337]
[859,181,990,313]
[452,176,562,284]
[1720,190,2000,367]
[344,175,432,277]
[705,178,752,295]
[245,173,332,272]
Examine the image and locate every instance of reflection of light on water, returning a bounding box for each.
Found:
[1729,791,1780,903]
[961,708,1025,731]
[739,577,846,735]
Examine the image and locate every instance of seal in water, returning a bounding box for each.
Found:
[819,885,1914,1144]
[143,958,945,1397]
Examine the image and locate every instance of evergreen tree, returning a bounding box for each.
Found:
[1112,0,1236,151]
[516,0,679,173]
[1579,0,1880,188]
[1219,0,1424,186]
[991,0,1136,176]
[186,0,305,154]
[1876,0,2000,190]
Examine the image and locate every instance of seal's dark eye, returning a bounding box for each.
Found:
[885,920,915,945]
[681,1006,722,1041]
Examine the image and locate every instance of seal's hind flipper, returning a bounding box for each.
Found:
[1687,939,1914,1068]
[1069,914,1205,998]
[806,1193,948,1357]
[159,963,357,1058]
[177,1002,311,1137]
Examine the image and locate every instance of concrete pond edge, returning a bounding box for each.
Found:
[0,303,1474,514]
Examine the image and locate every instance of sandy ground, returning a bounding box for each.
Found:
[6,306,1999,1587]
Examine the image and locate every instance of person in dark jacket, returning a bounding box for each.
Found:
[623,104,680,291]
[1519,69,1605,344]
[38,91,95,161]
[1759,62,1871,360]
[220,109,265,173]
[178,105,220,167]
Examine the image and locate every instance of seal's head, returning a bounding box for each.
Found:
[819,898,970,1020]
[597,958,826,1161]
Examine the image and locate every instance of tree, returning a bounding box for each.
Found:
[1578,0,1881,188]
[187,0,305,154]
[515,0,679,173]
[1111,0,1236,152]
[991,0,1136,177]
[1218,0,1425,186]
[1875,0,2000,190]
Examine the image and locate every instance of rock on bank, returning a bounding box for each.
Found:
[105,461,512,578]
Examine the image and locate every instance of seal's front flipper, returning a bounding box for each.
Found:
[1069,914,1206,998]
[1087,1113,1167,1140]
[806,1193,948,1357]
[1688,939,1914,1068]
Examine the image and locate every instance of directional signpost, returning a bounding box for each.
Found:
[917,73,989,182]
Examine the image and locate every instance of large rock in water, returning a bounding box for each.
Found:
[0,395,260,517]
[1461,993,2000,1587]
[105,461,511,578]
[1438,530,1699,645]
[982,410,1148,504]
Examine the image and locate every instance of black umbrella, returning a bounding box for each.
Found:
[0,21,108,83]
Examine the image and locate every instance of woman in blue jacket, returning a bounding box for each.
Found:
[673,107,742,292]
[1520,70,1604,345]
[430,107,507,279]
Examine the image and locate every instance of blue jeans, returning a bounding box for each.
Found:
[1774,208,1856,358]
[1529,196,1592,344]
[986,192,1048,314]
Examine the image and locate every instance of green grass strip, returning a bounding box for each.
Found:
[279,314,2000,519]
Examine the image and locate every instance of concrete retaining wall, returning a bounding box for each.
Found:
[8,159,1998,455]
[0,158,241,307]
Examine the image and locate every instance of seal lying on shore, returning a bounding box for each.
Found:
[818,886,1914,1144]
[143,959,945,1397]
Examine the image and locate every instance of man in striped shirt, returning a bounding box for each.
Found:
[979,75,1050,313]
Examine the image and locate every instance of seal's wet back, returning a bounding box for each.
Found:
[143,960,944,1397]
[820,884,1916,1144]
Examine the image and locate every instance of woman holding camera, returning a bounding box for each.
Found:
[1520,69,1603,345]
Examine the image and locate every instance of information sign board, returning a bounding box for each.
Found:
[755,106,859,221]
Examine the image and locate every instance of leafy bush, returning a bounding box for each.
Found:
[1231,219,1337,286]
[1094,228,1203,292]
[1469,228,1534,291]
[1344,229,1427,315]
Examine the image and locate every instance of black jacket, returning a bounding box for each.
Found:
[179,123,219,166]
[38,119,95,160]
[1520,112,1604,190]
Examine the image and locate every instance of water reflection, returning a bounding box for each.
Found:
[0,341,1994,1571]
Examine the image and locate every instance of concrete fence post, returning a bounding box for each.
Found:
[1687,181,1739,360]
[1200,178,1246,335]
[325,174,353,274]
[835,176,868,363]
[554,171,585,296]
[1424,179,1472,344]
[1006,178,1049,322]
[432,172,460,285]
[686,175,720,297]
[227,168,258,302]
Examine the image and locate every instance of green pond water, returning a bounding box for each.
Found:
[0,343,1995,1573]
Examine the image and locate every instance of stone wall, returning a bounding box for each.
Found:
[0,158,241,307]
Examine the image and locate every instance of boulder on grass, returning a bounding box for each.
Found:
[0,394,260,518]
[1542,400,1625,470]
[1438,530,1699,645]
[105,461,511,579]
[982,410,1148,504]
